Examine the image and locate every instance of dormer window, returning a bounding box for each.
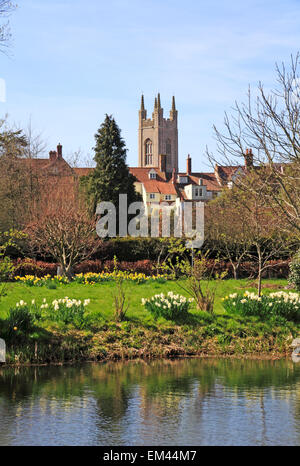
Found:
[149,169,157,179]
[178,176,188,184]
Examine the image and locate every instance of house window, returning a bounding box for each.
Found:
[149,193,155,199]
[145,139,153,165]
[165,195,171,200]
[195,188,203,197]
[149,172,156,179]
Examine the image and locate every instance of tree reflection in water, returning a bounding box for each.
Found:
[1,358,300,445]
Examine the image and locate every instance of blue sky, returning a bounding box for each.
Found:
[1,0,300,171]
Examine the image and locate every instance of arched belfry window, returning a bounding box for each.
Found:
[166,139,171,156]
[145,139,153,165]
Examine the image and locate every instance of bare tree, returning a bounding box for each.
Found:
[229,175,294,295]
[207,54,300,238]
[24,118,47,159]
[26,195,100,279]
[64,147,95,169]
[0,1,15,52]
[205,190,252,280]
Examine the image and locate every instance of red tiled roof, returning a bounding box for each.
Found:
[142,180,177,195]
[129,167,178,195]
[177,172,222,192]
[74,167,94,176]
[129,167,168,182]
[20,157,75,176]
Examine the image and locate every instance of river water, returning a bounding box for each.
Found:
[0,358,300,446]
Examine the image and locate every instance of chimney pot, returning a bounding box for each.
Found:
[172,168,176,184]
[49,150,56,161]
[57,143,62,159]
[244,148,253,168]
[187,154,192,175]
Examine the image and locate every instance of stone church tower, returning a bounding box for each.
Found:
[138,94,178,173]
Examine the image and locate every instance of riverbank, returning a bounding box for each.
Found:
[0,278,299,365]
[2,317,297,365]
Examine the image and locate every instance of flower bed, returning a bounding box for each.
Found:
[142,292,194,321]
[222,290,300,322]
[14,271,169,286]
[5,297,92,337]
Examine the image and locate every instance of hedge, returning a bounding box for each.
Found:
[12,257,291,279]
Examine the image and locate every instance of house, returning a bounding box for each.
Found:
[23,95,255,209]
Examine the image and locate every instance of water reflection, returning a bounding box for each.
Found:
[0,358,300,445]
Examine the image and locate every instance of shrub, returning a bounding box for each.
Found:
[0,257,15,281]
[289,251,300,291]
[12,257,291,281]
[142,292,193,321]
[74,260,103,274]
[223,291,300,322]
[13,258,57,277]
[5,301,36,340]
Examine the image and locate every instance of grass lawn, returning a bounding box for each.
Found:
[1,277,298,365]
[0,278,291,322]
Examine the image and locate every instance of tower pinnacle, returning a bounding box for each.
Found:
[172,95,176,112]
[157,93,161,109]
[140,94,145,111]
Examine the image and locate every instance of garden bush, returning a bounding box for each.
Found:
[13,258,57,277]
[12,258,156,278]
[223,291,300,322]
[12,257,291,281]
[4,301,36,340]
[0,257,15,281]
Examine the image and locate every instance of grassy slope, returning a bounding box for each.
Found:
[0,278,290,321]
[0,278,298,364]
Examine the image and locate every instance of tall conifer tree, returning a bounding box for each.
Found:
[84,114,140,217]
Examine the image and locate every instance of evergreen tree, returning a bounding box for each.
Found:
[83,114,141,218]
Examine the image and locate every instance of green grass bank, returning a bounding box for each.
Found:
[0,278,298,365]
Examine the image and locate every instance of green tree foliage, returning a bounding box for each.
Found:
[81,114,141,220]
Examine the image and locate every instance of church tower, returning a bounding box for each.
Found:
[138,94,178,173]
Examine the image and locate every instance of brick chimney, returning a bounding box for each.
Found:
[57,143,62,159]
[214,164,222,186]
[186,154,191,175]
[172,167,176,184]
[159,154,167,173]
[49,150,57,161]
[244,148,253,168]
